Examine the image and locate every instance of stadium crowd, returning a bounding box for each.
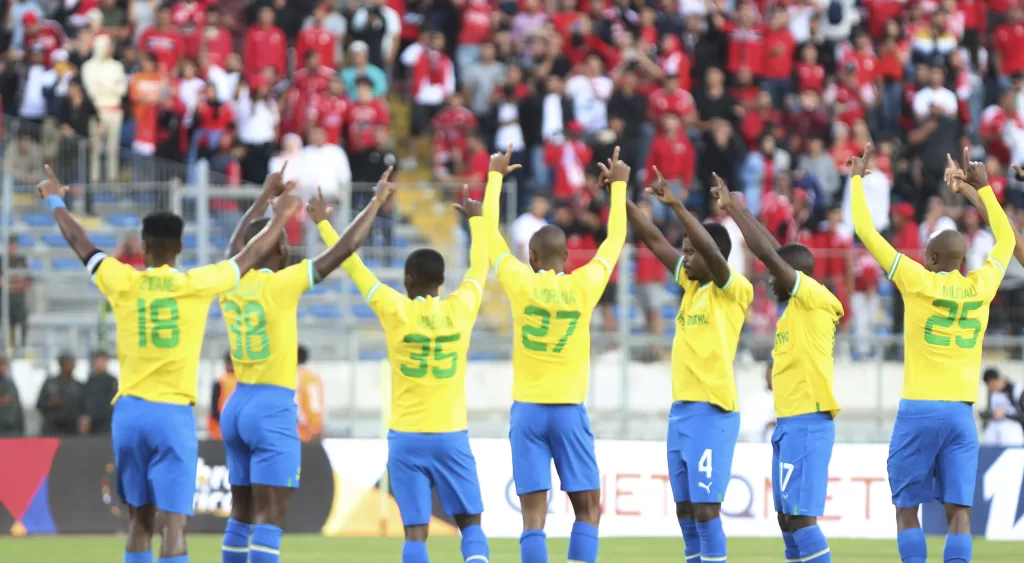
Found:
[4,0,1024,351]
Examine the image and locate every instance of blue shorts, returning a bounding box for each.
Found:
[111,396,198,515]
[888,400,979,508]
[221,383,301,488]
[771,412,835,517]
[509,401,599,495]
[387,430,484,526]
[666,402,740,504]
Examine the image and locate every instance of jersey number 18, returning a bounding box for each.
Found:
[223,301,271,361]
[136,298,180,348]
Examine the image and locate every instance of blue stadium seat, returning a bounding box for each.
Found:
[52,258,81,271]
[23,213,55,227]
[42,234,67,247]
[392,236,409,248]
[134,193,158,206]
[308,304,342,319]
[467,351,499,361]
[14,234,34,247]
[91,192,119,204]
[878,281,894,297]
[180,259,199,270]
[661,305,677,320]
[29,258,44,271]
[209,304,222,319]
[210,236,229,249]
[352,304,375,319]
[91,233,119,249]
[107,214,141,229]
[358,350,387,361]
[182,235,198,250]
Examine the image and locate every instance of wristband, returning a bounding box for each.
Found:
[47,195,66,211]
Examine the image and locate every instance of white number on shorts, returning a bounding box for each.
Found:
[779,462,795,492]
[698,448,713,479]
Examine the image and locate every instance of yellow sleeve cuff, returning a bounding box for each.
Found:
[341,254,380,297]
[317,220,340,247]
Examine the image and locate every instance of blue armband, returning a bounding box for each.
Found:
[47,195,66,211]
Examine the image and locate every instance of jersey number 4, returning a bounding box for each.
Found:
[401,334,460,379]
[223,301,271,361]
[136,298,179,348]
[521,306,581,353]
[924,299,983,349]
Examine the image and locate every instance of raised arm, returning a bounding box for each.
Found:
[711,172,799,294]
[230,194,304,273]
[452,185,488,286]
[849,144,899,274]
[482,146,522,265]
[308,168,396,280]
[626,199,681,273]
[957,152,1016,268]
[648,169,730,286]
[593,159,629,270]
[952,151,1022,267]
[226,162,291,257]
[36,166,99,262]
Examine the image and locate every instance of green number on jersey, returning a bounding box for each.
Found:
[400,333,461,378]
[923,299,984,349]
[223,300,271,361]
[521,306,582,353]
[136,298,180,349]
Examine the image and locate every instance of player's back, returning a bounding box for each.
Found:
[219,260,316,390]
[95,258,241,405]
[377,286,480,433]
[498,257,609,404]
[896,257,1002,403]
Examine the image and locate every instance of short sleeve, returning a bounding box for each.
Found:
[888,252,929,295]
[92,256,137,297]
[791,271,844,319]
[968,258,1006,300]
[187,260,242,296]
[720,268,754,308]
[572,259,613,308]
[268,259,316,305]
[673,255,691,287]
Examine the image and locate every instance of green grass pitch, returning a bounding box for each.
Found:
[0,535,1018,562]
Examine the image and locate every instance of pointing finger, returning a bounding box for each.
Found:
[44,164,59,184]
[712,172,723,187]
[506,144,514,160]
[380,165,394,183]
[462,184,469,202]
[862,142,873,161]
[508,163,523,172]
[280,160,288,175]
[653,165,664,183]
[961,146,970,171]
[612,145,620,163]
[317,186,324,203]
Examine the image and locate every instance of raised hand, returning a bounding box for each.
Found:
[37,165,70,200]
[608,148,630,184]
[945,152,967,193]
[373,165,397,202]
[488,144,523,175]
[644,166,678,205]
[263,160,291,198]
[306,186,334,223]
[709,172,733,209]
[847,143,873,178]
[272,191,304,217]
[1013,163,1024,182]
[595,146,620,190]
[960,146,988,189]
[452,184,483,218]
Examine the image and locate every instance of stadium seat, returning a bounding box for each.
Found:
[23,212,55,227]
[42,234,67,247]
[107,214,141,229]
[180,259,199,270]
[467,351,499,361]
[91,192,119,204]
[351,304,375,319]
[182,234,198,250]
[209,304,222,319]
[91,233,119,249]
[28,258,44,271]
[307,304,342,319]
[357,350,387,361]
[15,234,34,247]
[52,258,82,271]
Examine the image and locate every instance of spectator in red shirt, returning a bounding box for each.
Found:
[138,5,185,73]
[455,0,494,78]
[22,13,66,67]
[432,92,479,180]
[795,43,826,95]
[296,3,337,70]
[244,6,288,81]
[544,120,593,200]
[647,73,698,129]
[887,201,919,347]
[761,6,796,106]
[171,0,207,36]
[785,90,829,156]
[309,77,350,147]
[644,113,696,212]
[994,6,1024,83]
[411,32,456,135]
[740,90,783,150]
[346,77,391,153]
[713,1,765,76]
[194,7,233,69]
[187,83,235,183]
[851,244,882,359]
[460,134,490,201]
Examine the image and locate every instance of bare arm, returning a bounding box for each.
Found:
[310,168,395,279]
[230,195,304,273]
[37,166,98,262]
[652,171,731,286]
[226,163,290,258]
[626,199,681,273]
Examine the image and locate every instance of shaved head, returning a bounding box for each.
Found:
[529,225,568,270]
[925,229,967,272]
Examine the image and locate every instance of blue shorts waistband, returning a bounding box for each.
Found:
[234,382,296,399]
[669,401,734,416]
[897,399,973,414]
[388,429,469,438]
[116,395,194,411]
[777,412,834,424]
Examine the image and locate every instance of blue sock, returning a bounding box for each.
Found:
[567,521,599,563]
[520,529,548,563]
[402,540,429,563]
[897,528,928,563]
[157,557,188,563]
[782,531,799,561]
[460,524,489,562]
[124,552,151,563]
[250,523,282,563]
[944,533,972,562]
[679,519,701,561]
[793,525,831,562]
[695,518,727,562]
[222,518,252,563]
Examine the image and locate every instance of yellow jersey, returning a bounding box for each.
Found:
[483,171,627,404]
[851,176,1015,403]
[323,218,488,433]
[671,259,753,410]
[90,256,241,405]
[219,260,317,390]
[771,271,844,417]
